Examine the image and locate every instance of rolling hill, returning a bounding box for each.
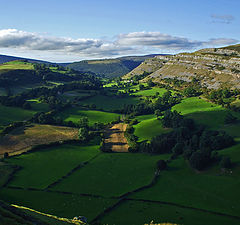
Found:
[0,54,53,65]
[64,54,163,78]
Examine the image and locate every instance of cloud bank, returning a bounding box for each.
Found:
[0,29,238,61]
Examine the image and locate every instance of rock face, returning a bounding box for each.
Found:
[124,45,240,89]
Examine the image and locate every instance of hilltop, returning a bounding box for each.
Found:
[0,54,54,65]
[124,44,240,89]
[64,54,163,78]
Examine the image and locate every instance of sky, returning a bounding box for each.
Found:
[0,0,239,62]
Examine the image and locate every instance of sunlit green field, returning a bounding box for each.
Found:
[134,114,171,141]
[0,61,34,71]
[57,108,120,125]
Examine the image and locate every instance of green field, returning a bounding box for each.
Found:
[0,104,36,128]
[27,99,49,112]
[100,199,240,225]
[58,108,120,125]
[6,143,100,189]
[0,188,116,221]
[134,114,171,141]
[0,61,34,71]
[131,157,240,217]
[172,97,240,137]
[133,87,168,96]
[80,95,140,111]
[52,153,170,197]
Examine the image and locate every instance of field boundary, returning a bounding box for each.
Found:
[45,153,101,190]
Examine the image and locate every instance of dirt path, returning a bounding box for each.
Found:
[104,123,129,152]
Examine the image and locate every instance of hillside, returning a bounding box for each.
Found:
[124,45,240,88]
[65,55,162,78]
[0,54,53,65]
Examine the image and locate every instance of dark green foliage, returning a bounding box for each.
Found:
[78,127,89,141]
[157,160,167,170]
[78,117,89,128]
[172,143,184,156]
[3,152,9,159]
[189,150,212,170]
[161,110,183,128]
[224,112,237,124]
[220,156,232,169]
[183,86,200,97]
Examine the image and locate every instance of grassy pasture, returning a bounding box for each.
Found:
[131,157,240,217]
[133,87,168,96]
[58,108,120,125]
[172,97,240,137]
[52,153,170,197]
[6,142,100,189]
[134,114,171,141]
[0,163,16,187]
[80,95,140,111]
[0,104,36,127]
[100,200,239,225]
[0,124,78,156]
[0,188,116,221]
[0,61,34,71]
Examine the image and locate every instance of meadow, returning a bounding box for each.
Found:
[79,95,140,111]
[100,199,240,225]
[52,153,170,197]
[0,124,78,156]
[0,188,116,221]
[131,157,240,217]
[0,61,34,71]
[5,142,100,189]
[134,114,171,141]
[57,108,120,125]
[0,104,36,128]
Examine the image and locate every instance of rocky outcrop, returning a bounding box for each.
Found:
[124,45,240,89]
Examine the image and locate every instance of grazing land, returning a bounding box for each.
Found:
[134,114,171,141]
[1,50,240,225]
[51,153,170,197]
[58,108,120,125]
[0,124,78,156]
[79,95,140,111]
[0,104,35,129]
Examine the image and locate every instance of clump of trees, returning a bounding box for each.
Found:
[137,110,234,170]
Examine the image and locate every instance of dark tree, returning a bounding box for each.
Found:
[220,156,232,169]
[157,160,167,170]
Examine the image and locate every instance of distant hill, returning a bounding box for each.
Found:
[0,54,53,65]
[64,54,164,78]
[123,44,240,88]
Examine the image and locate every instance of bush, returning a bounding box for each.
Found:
[220,156,232,169]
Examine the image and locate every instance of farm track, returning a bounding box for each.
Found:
[104,123,129,152]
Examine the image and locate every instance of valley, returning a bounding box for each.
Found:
[0,45,240,225]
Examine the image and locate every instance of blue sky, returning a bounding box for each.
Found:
[0,0,239,62]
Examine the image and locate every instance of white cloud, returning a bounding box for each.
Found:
[115,32,202,50]
[211,14,235,24]
[0,29,238,61]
